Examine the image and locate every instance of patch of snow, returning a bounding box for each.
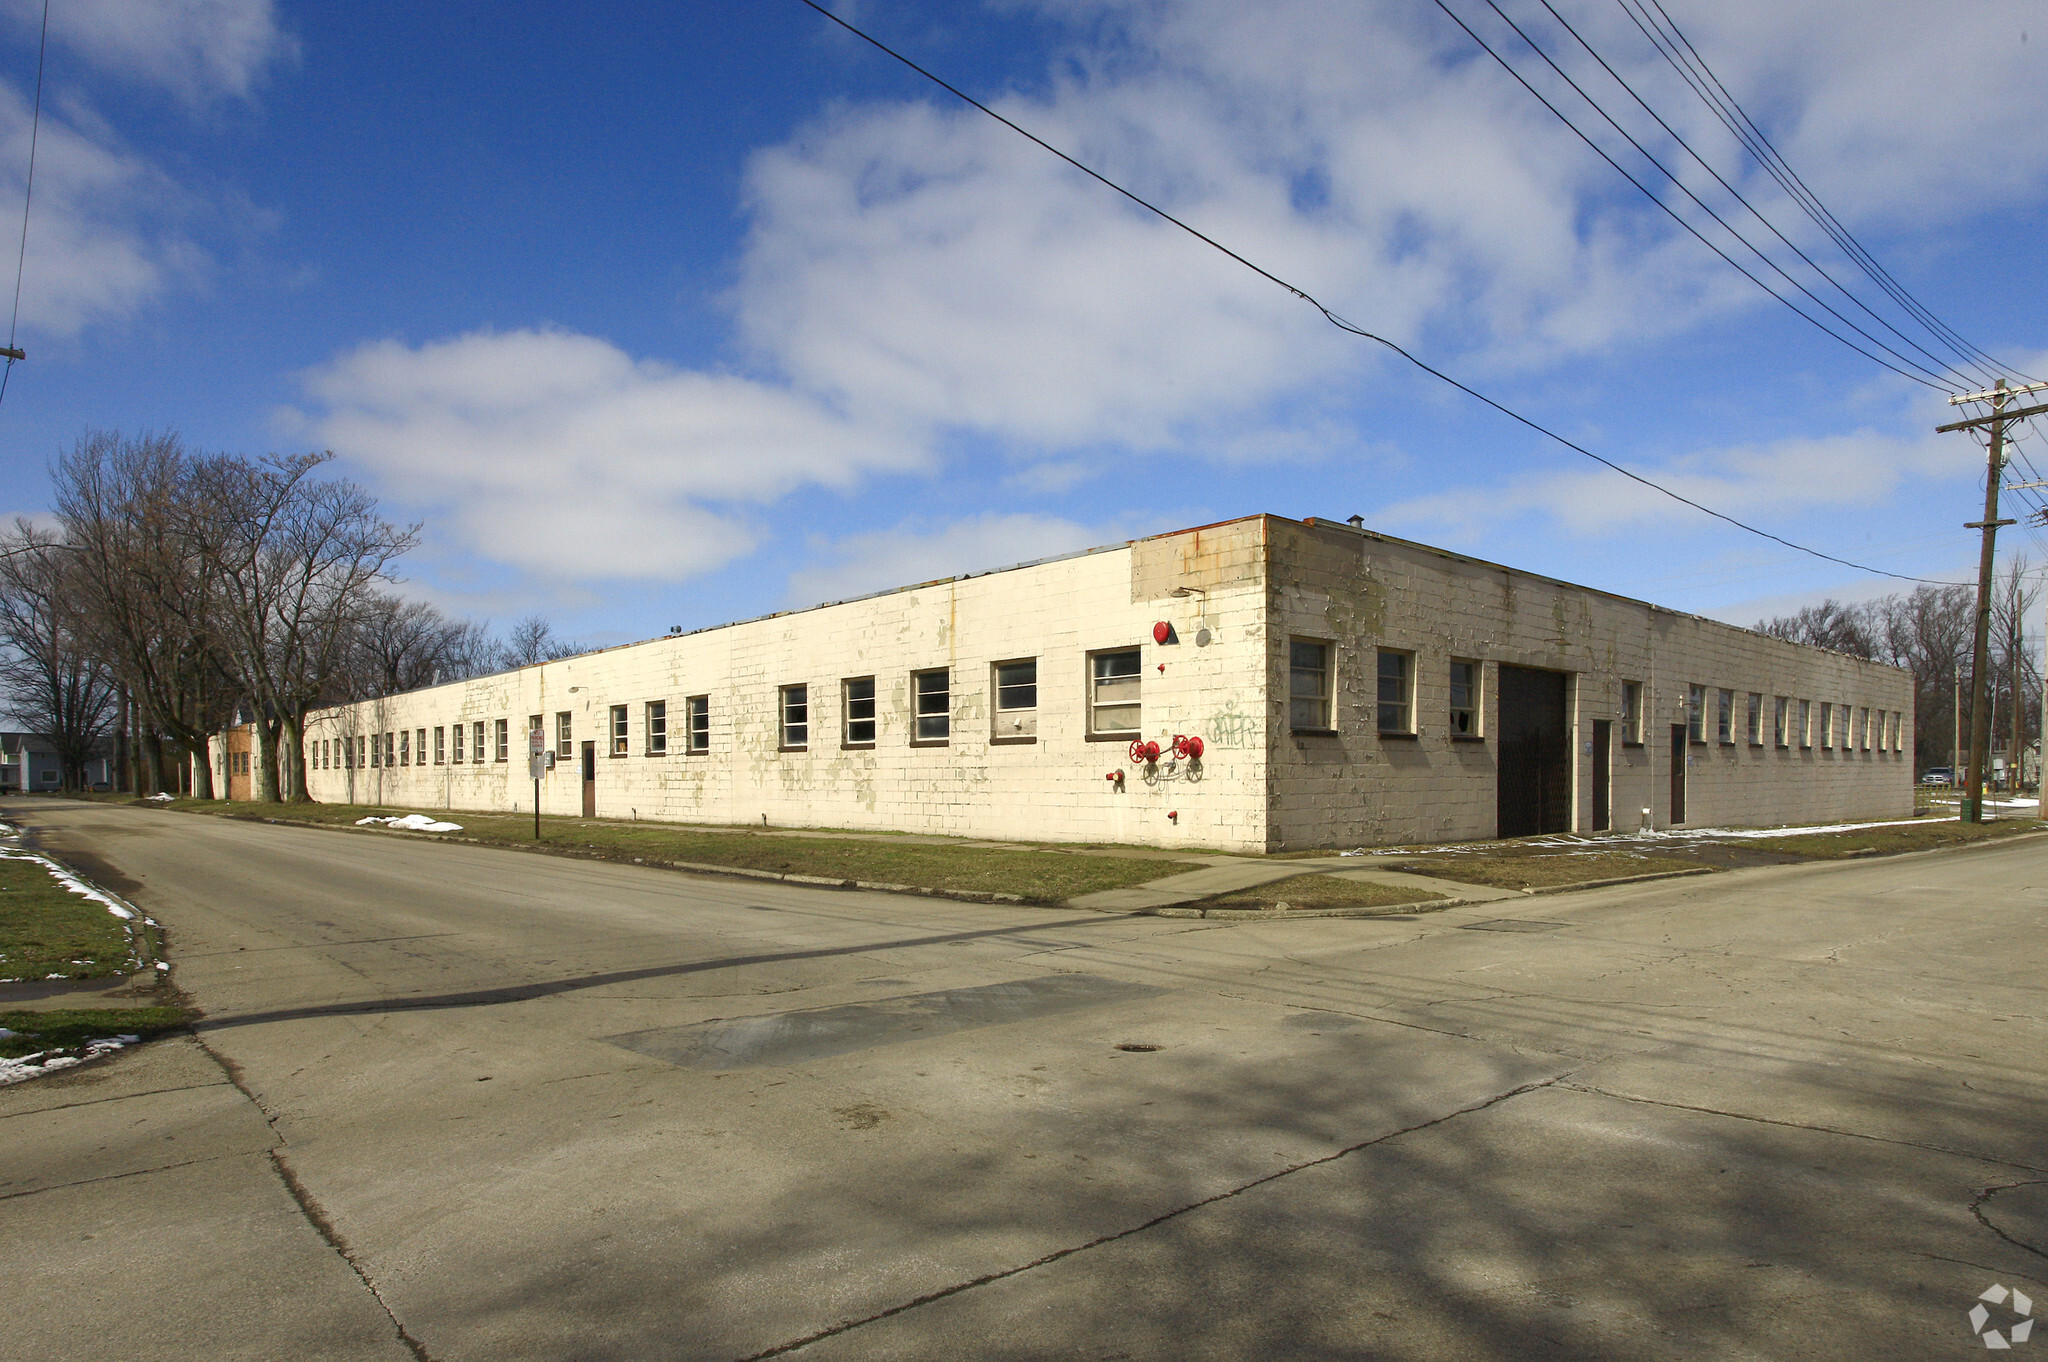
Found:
[358,813,463,833]
[0,1036,132,1086]
[143,792,175,802]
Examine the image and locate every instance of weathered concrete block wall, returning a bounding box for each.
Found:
[1266,519,1915,849]
[304,523,1274,852]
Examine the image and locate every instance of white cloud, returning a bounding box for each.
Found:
[0,84,205,338]
[6,0,296,106]
[785,512,1122,607]
[300,328,927,582]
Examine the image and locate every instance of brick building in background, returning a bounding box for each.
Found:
[291,515,1913,853]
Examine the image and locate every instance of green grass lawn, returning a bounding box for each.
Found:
[0,854,140,981]
[0,1006,186,1060]
[142,798,1192,904]
[1746,817,2042,858]
[1360,849,1705,890]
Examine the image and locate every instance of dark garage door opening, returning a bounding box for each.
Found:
[1497,665,1570,839]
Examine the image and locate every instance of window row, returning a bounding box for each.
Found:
[315,720,510,770]
[1676,685,1904,753]
[1284,642,1490,738]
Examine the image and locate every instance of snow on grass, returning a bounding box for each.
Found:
[355,813,465,833]
[0,848,147,982]
[0,1035,140,1087]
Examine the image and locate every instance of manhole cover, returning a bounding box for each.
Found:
[1459,919,1569,933]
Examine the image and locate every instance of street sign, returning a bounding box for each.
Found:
[529,754,548,780]
[529,728,545,755]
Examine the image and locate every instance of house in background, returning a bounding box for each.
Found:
[2,732,114,793]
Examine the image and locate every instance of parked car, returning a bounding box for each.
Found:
[1919,767,1955,785]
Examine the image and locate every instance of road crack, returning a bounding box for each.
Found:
[734,1068,1578,1360]
[193,1037,437,1362]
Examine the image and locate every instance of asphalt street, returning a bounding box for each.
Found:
[4,801,2044,1361]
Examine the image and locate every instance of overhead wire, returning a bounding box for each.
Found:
[1620,0,2036,384]
[0,0,48,411]
[1434,0,1959,393]
[1527,0,1986,390]
[789,0,1959,585]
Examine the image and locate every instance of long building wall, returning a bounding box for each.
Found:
[1264,519,1915,848]
[304,521,1276,852]
[300,514,1915,853]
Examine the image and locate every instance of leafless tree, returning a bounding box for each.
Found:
[0,521,119,788]
[332,594,495,700]
[1752,599,1879,660]
[49,431,237,795]
[497,614,583,669]
[185,452,419,802]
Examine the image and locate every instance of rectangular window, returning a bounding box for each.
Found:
[646,701,667,755]
[609,705,629,757]
[686,695,709,753]
[1448,658,1479,737]
[1819,701,1834,749]
[451,723,464,763]
[434,726,445,765]
[358,736,368,768]
[843,676,876,747]
[992,660,1037,740]
[417,729,426,766]
[1089,648,1142,737]
[1687,684,1706,743]
[913,668,950,744]
[556,711,572,759]
[1858,706,1870,750]
[494,719,508,762]
[471,721,484,763]
[780,684,808,750]
[1290,640,1332,731]
[1376,649,1412,734]
[1774,697,1789,748]
[1621,680,1643,744]
[1894,710,1905,751]
[1746,693,1763,746]
[1716,689,1734,744]
[1798,700,1811,749]
[400,730,409,767]
[527,715,542,761]
[370,734,380,768]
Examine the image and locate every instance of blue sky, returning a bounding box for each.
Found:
[1,0,2044,648]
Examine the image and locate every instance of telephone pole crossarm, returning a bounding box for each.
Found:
[1937,401,2048,433]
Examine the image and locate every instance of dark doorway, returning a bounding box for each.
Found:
[1591,719,1611,832]
[581,741,597,818]
[1497,665,1571,838]
[1669,725,1687,825]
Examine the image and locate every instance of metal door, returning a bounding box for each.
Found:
[1591,719,1611,832]
[1669,725,1687,825]
[1496,665,1570,838]
[581,741,597,818]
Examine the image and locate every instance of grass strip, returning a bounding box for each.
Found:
[0,855,137,981]
[138,798,1187,904]
[0,1006,187,1060]
[1743,818,2042,858]
[1204,874,1445,910]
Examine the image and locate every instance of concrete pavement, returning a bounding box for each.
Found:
[3,800,2044,1360]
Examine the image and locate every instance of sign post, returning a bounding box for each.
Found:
[529,729,546,840]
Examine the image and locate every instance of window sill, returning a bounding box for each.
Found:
[643,750,668,758]
[1290,727,1338,738]
[909,738,951,749]
[841,741,876,751]
[1620,741,1644,749]
[1450,734,1486,743]
[607,751,630,759]
[684,748,709,757]
[989,734,1037,745]
[1087,732,1140,743]
[778,745,808,754]
[1377,730,1419,740]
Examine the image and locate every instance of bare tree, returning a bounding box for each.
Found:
[497,614,583,669]
[1752,599,1878,660]
[1991,557,2042,783]
[187,452,419,802]
[333,594,495,700]
[50,431,236,796]
[0,521,119,788]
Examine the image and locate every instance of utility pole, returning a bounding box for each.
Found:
[1938,379,2048,820]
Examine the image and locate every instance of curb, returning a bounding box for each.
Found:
[1146,863,1721,920]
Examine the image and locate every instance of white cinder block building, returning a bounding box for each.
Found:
[296,515,1914,853]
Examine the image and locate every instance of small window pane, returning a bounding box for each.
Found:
[781,685,808,749]
[1798,700,1812,748]
[844,677,876,745]
[1687,685,1705,742]
[914,669,950,742]
[994,660,1037,738]
[494,719,509,762]
[556,711,572,759]
[1091,649,1142,735]
[1621,680,1642,743]
[1376,650,1410,734]
[1773,697,1788,747]
[1289,640,1330,730]
[1716,689,1733,743]
[610,705,629,756]
[472,721,485,763]
[646,701,667,755]
[687,695,709,753]
[435,726,446,764]
[1448,659,1477,736]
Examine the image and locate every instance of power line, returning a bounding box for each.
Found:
[0,0,49,410]
[788,0,1955,585]
[1619,0,2035,385]
[1435,0,1958,392]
